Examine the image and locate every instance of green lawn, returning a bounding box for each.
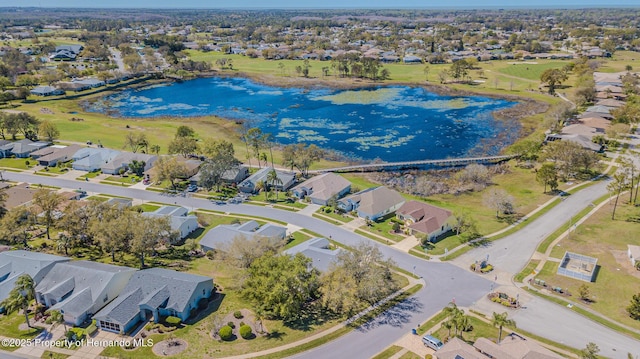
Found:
[76,170,101,180]
[0,311,43,339]
[496,61,567,81]
[0,158,32,170]
[359,215,406,242]
[104,175,142,184]
[533,200,640,330]
[284,231,313,249]
[313,208,353,223]
[41,351,70,359]
[371,345,404,359]
[135,203,162,212]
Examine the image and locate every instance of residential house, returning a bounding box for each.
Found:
[93,268,213,334]
[292,173,351,206]
[35,261,136,325]
[0,139,49,158]
[145,156,202,181]
[189,165,249,186]
[545,133,604,152]
[2,183,39,209]
[30,86,64,96]
[142,206,199,241]
[36,144,83,167]
[435,334,563,359]
[396,201,453,241]
[199,220,287,253]
[628,245,640,267]
[30,145,58,159]
[101,152,157,175]
[284,237,341,272]
[434,337,482,359]
[0,250,69,305]
[238,167,295,194]
[473,334,563,359]
[105,197,133,209]
[49,45,83,61]
[338,186,405,221]
[71,148,120,172]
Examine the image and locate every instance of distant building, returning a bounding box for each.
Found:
[142,206,199,241]
[30,85,64,96]
[628,245,640,267]
[0,139,50,158]
[199,220,287,253]
[36,144,83,167]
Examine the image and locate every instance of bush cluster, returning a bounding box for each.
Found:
[233,311,243,319]
[219,325,233,341]
[165,316,182,327]
[239,325,253,339]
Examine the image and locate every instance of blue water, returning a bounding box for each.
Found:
[85,77,519,162]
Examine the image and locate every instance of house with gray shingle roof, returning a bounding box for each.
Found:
[199,220,287,253]
[101,152,157,175]
[0,139,49,158]
[37,144,83,167]
[338,186,405,221]
[71,148,121,172]
[93,268,213,334]
[35,261,136,326]
[284,238,341,272]
[238,167,295,194]
[0,250,69,307]
[142,206,199,241]
[292,173,351,206]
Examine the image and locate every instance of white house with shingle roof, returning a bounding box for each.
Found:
[292,173,351,205]
[142,206,199,241]
[284,238,341,272]
[199,220,287,253]
[93,268,213,334]
[35,261,136,325]
[338,186,405,221]
[0,250,69,306]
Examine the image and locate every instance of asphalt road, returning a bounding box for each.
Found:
[3,172,640,358]
[453,179,610,274]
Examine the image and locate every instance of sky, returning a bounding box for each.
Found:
[2,0,639,8]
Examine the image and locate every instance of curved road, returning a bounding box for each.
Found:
[3,172,639,358]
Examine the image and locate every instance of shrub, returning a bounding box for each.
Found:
[66,328,85,341]
[233,311,243,319]
[324,207,332,213]
[86,321,98,336]
[501,299,512,307]
[239,324,253,339]
[425,355,433,359]
[206,250,215,259]
[239,321,245,327]
[165,316,182,327]
[45,317,53,324]
[219,325,233,341]
[227,321,235,329]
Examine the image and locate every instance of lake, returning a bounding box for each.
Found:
[85,77,519,162]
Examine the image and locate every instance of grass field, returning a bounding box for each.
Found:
[496,61,567,81]
[533,200,640,330]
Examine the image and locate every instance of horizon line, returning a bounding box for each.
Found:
[2,5,640,10]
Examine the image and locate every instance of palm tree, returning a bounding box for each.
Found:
[47,309,66,333]
[150,144,161,155]
[0,274,35,328]
[255,180,266,201]
[492,311,516,343]
[267,169,282,201]
[260,153,268,168]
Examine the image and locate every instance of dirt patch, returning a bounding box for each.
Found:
[611,250,640,278]
[152,338,188,356]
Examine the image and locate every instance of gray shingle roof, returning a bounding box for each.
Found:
[0,250,69,302]
[199,221,287,251]
[94,268,212,326]
[284,238,341,272]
